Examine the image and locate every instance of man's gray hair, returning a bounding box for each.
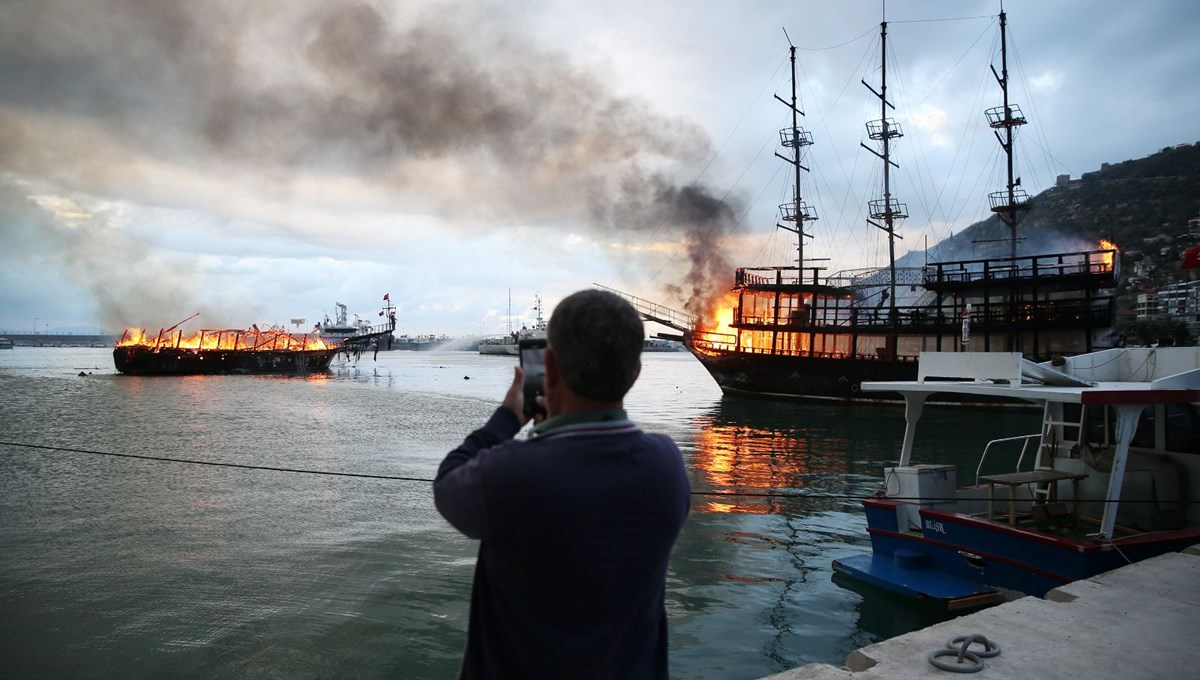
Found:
[547,289,644,401]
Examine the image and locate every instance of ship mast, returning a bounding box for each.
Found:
[775,32,817,281]
[861,16,907,325]
[986,10,1030,260]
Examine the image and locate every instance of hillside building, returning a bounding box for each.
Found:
[1137,280,1200,337]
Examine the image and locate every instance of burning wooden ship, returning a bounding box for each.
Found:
[611,10,1119,402]
[113,299,398,376]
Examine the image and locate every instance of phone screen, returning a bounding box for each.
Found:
[518,339,547,418]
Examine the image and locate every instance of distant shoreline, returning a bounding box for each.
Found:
[0,333,116,347]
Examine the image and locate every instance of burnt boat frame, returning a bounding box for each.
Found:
[113,345,338,376]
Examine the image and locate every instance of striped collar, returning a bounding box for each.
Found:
[529,408,636,439]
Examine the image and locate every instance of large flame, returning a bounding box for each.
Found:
[117,326,334,351]
[1099,239,1118,271]
[698,291,739,335]
[692,290,812,354]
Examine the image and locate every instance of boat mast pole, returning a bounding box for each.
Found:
[791,46,804,273]
[986,10,1031,258]
[880,21,896,317]
[1001,13,1015,260]
[985,10,1030,350]
[861,13,907,336]
[775,31,815,284]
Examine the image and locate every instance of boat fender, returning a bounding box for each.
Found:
[957,551,987,570]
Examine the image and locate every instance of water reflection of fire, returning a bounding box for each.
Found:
[1099,239,1118,271]
[117,327,334,352]
[692,413,850,514]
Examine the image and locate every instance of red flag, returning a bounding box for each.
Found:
[1183,244,1200,269]
[379,310,384,316]
[384,293,390,301]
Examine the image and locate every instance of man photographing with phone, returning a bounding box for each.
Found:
[434,289,691,679]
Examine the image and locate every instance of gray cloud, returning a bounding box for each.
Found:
[0,0,741,327]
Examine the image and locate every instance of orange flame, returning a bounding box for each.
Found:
[1099,239,1118,271]
[117,326,334,352]
[698,291,739,335]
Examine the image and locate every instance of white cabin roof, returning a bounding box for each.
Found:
[861,348,1200,406]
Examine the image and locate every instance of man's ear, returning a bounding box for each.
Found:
[544,347,560,387]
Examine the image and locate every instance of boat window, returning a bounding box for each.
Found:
[1164,403,1200,453]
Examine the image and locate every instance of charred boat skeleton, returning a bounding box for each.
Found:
[113,297,398,376]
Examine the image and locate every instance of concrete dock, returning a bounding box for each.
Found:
[766,546,1200,679]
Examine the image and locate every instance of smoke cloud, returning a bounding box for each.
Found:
[0,0,739,326]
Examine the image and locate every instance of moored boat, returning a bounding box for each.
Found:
[393,334,451,351]
[832,347,1200,607]
[620,10,1118,403]
[643,338,685,352]
[316,297,397,350]
[479,293,547,356]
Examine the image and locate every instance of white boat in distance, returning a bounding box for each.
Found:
[479,293,547,356]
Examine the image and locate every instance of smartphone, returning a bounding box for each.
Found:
[518,338,548,418]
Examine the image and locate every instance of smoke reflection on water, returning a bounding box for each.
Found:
[0,348,1040,679]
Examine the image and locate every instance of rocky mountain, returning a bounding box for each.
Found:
[905,141,1200,293]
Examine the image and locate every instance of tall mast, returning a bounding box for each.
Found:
[776,34,816,280]
[861,17,907,322]
[986,10,1030,260]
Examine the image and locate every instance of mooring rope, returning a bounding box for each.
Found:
[928,634,1001,673]
[2,440,1195,507]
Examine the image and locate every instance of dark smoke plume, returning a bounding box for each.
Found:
[0,0,740,323]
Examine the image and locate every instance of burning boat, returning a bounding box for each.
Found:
[113,298,398,376]
[612,10,1118,402]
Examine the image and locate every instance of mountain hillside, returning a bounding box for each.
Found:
[907,142,1200,272]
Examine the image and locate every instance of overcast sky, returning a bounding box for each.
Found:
[1,0,1197,336]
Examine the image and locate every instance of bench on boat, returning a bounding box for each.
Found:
[977,469,1089,526]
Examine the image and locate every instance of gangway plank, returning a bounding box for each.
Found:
[593,284,694,333]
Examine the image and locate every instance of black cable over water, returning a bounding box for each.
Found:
[2,440,1195,505]
[0,440,432,483]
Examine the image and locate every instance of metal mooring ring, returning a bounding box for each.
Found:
[928,648,984,673]
[948,634,1001,658]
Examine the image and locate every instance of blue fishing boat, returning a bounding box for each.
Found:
[833,347,1200,607]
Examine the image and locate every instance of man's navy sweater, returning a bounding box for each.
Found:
[434,407,691,679]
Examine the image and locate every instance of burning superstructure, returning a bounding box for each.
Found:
[113,298,397,376]
[611,11,1120,402]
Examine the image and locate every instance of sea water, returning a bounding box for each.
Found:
[0,347,1038,679]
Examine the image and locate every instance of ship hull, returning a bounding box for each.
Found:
[479,342,517,356]
[688,346,919,402]
[113,346,338,376]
